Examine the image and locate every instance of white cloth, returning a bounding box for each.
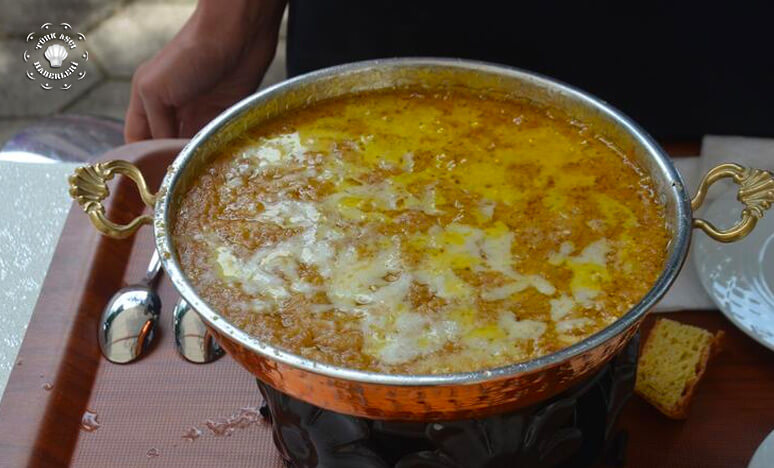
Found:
[0,162,78,397]
[654,136,774,312]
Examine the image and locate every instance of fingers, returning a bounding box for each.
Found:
[123,8,277,143]
[176,89,239,138]
[178,106,215,139]
[124,72,151,143]
[140,91,178,140]
[125,63,179,142]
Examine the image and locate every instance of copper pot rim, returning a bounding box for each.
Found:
[151,58,692,387]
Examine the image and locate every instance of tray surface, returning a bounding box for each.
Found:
[0,140,772,467]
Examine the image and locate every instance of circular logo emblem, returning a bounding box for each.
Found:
[24,22,89,91]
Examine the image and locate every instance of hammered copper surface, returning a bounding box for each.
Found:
[213,323,638,420]
[149,60,692,420]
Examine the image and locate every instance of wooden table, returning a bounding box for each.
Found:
[620,312,774,467]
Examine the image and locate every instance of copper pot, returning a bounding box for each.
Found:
[68,59,774,420]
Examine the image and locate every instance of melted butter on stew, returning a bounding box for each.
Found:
[173,89,669,374]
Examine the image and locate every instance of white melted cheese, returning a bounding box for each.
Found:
[549,241,575,265]
[372,312,461,365]
[480,274,555,301]
[328,244,406,313]
[573,287,599,306]
[216,245,291,302]
[322,180,443,222]
[573,239,611,266]
[243,132,308,168]
[480,227,515,275]
[214,201,337,304]
[498,313,547,340]
[480,281,529,301]
[210,158,617,367]
[412,222,554,303]
[548,238,611,308]
[556,317,593,333]
[528,275,556,295]
[477,200,496,222]
[414,268,474,301]
[550,294,575,321]
[256,200,320,228]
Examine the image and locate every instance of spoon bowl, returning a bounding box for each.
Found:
[99,286,161,363]
[173,299,224,364]
[99,250,162,364]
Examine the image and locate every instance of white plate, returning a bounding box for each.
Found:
[693,196,774,351]
[749,430,774,468]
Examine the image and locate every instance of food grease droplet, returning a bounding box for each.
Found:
[182,426,202,442]
[81,409,101,432]
[204,418,233,437]
[203,406,261,437]
[41,383,53,391]
[146,447,160,458]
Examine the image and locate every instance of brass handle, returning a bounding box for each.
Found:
[691,163,774,243]
[68,160,157,239]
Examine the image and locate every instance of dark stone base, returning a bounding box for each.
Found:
[258,334,638,468]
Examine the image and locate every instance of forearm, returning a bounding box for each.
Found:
[192,0,287,47]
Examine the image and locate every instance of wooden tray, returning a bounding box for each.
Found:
[0,141,772,467]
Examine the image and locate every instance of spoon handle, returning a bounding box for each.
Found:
[141,249,162,286]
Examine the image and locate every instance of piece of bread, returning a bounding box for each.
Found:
[634,318,723,419]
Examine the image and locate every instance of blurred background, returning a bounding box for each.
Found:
[0,0,288,146]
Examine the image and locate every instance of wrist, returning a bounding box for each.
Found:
[192,0,286,43]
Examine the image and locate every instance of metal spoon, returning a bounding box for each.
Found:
[173,299,225,363]
[99,250,162,363]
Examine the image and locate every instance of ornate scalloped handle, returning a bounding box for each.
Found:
[691,163,774,243]
[68,160,157,239]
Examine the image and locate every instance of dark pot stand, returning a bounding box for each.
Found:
[258,334,638,468]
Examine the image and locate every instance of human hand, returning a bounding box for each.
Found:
[125,0,286,142]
